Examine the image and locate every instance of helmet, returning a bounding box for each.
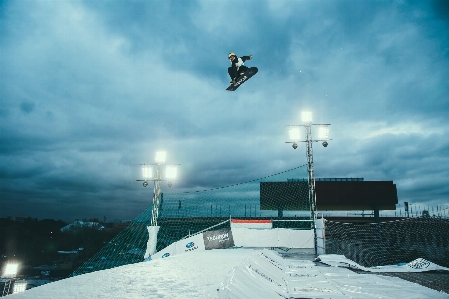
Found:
[228,52,236,59]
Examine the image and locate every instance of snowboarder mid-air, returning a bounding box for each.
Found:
[228,52,253,85]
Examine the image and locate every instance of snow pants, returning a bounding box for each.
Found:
[228,65,249,80]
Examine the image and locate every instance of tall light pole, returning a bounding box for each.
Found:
[286,111,331,255]
[137,151,179,226]
[2,263,23,296]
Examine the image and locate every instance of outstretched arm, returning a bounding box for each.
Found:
[241,55,253,62]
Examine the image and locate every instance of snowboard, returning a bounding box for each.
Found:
[226,67,258,91]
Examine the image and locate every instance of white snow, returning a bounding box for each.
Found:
[10,249,254,299]
[8,249,449,299]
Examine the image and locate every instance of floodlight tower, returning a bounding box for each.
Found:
[137,151,179,226]
[2,263,19,296]
[286,111,331,255]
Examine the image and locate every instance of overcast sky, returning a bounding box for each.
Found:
[1,0,448,221]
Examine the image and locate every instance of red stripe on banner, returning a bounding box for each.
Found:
[231,219,272,223]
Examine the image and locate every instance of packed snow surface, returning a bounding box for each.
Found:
[9,249,449,299]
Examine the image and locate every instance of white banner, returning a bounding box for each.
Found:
[151,242,177,260]
[174,233,206,255]
[278,228,314,248]
[232,228,278,247]
[232,228,314,248]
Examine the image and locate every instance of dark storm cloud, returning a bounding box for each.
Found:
[20,101,35,113]
[80,1,301,79]
[433,0,449,20]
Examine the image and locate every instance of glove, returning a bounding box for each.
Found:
[249,55,253,60]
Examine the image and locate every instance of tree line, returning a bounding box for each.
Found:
[0,217,120,271]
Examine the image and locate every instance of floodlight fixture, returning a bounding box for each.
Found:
[318,126,329,140]
[166,165,177,180]
[302,111,312,124]
[138,152,180,227]
[289,127,301,141]
[155,151,166,164]
[142,165,153,179]
[3,263,19,277]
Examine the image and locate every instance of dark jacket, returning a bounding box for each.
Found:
[228,56,251,79]
[230,55,252,73]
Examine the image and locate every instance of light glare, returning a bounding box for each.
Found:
[289,127,301,141]
[302,111,312,124]
[155,151,166,163]
[318,126,329,140]
[166,165,177,179]
[142,166,153,179]
[3,263,19,277]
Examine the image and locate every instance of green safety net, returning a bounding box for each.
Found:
[324,217,449,293]
[72,165,310,276]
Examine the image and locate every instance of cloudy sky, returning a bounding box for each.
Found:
[1,0,448,221]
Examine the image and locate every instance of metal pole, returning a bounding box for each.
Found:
[305,124,318,255]
[286,117,330,256]
[150,164,162,226]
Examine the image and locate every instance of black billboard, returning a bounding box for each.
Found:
[202,228,235,250]
[260,180,398,211]
[260,182,310,211]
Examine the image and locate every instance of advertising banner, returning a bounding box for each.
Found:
[151,242,176,260]
[174,233,206,255]
[149,226,314,260]
[203,228,235,250]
